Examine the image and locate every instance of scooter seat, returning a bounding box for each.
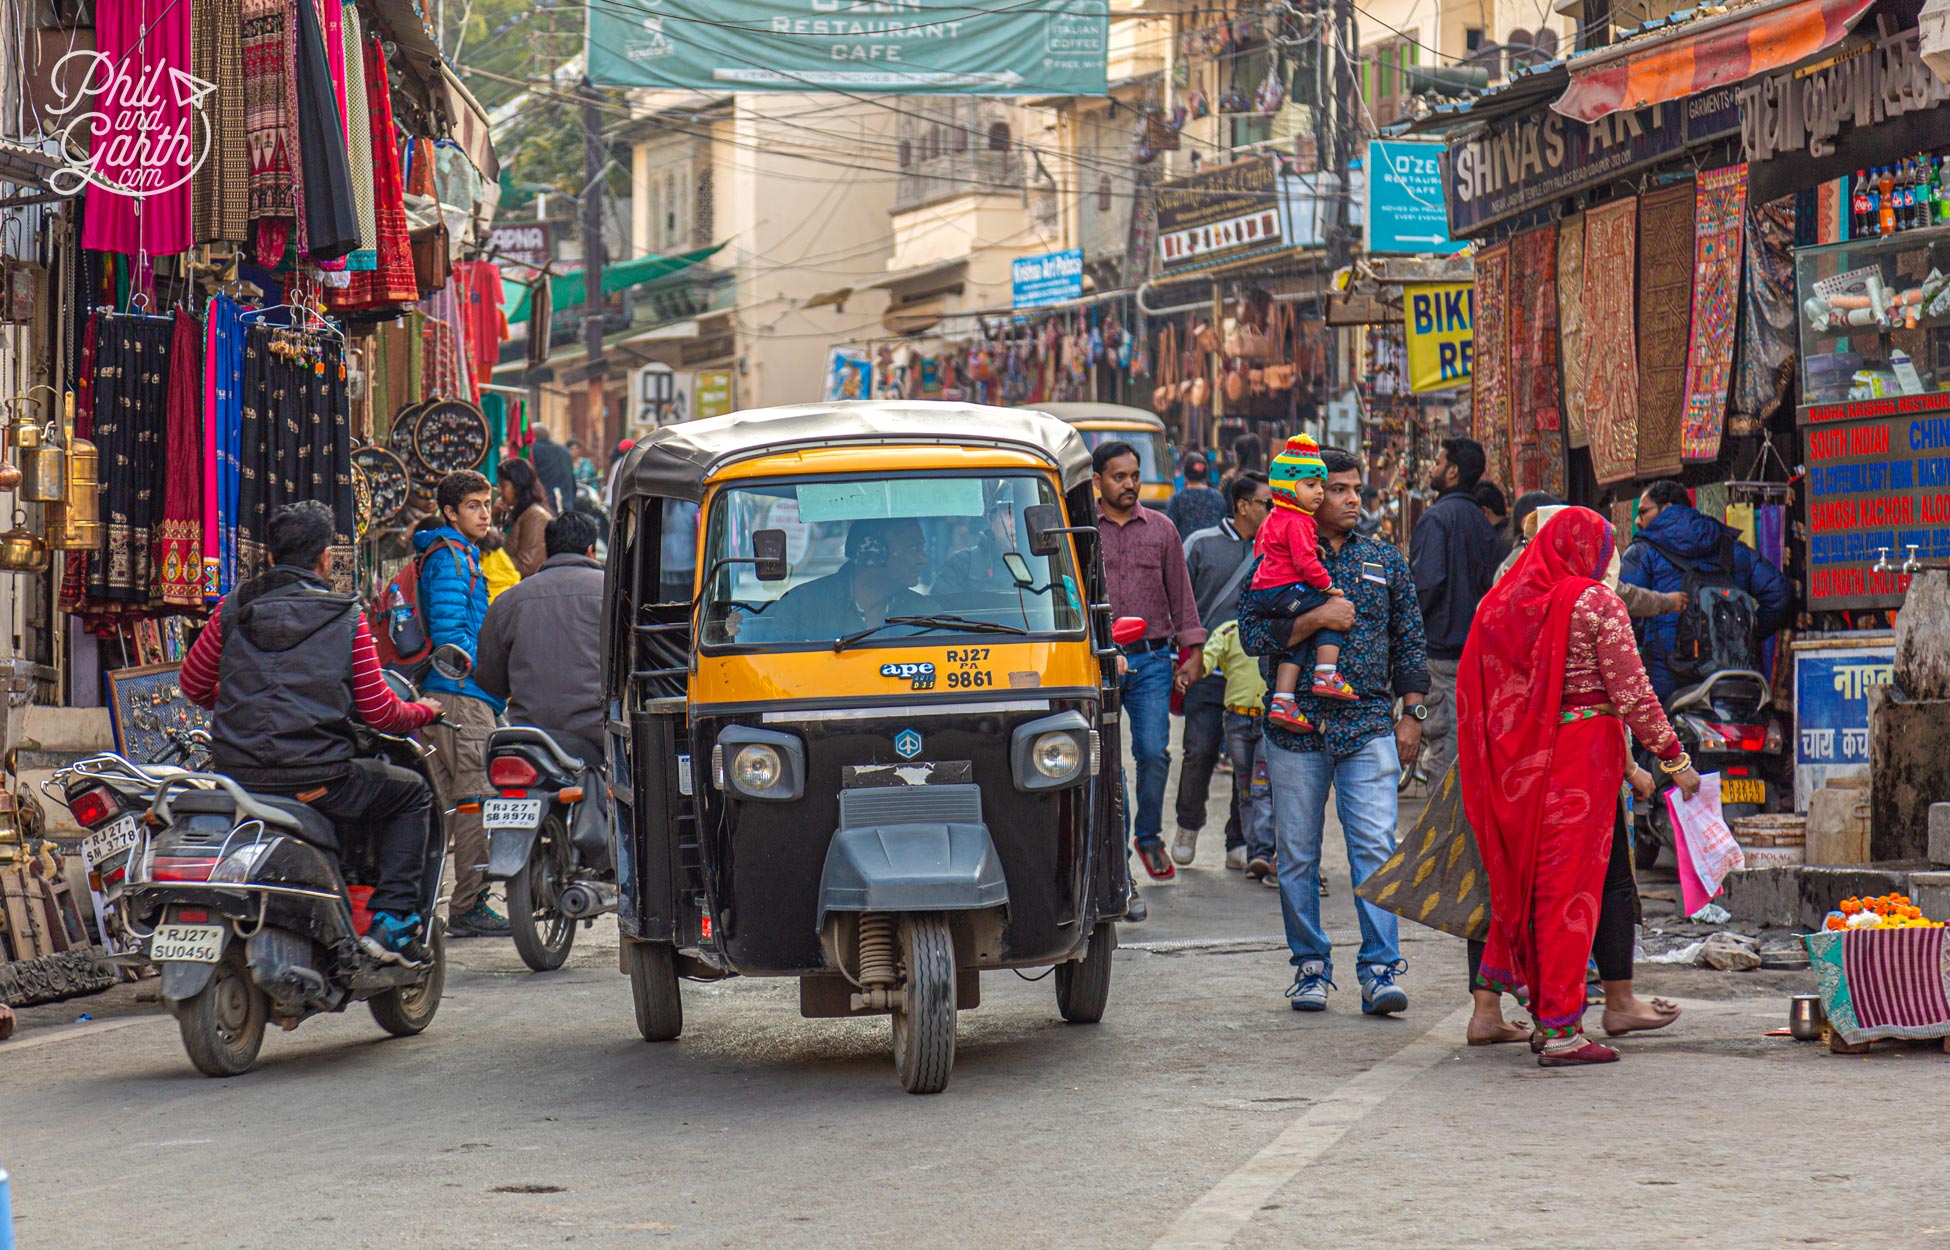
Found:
[488,725,598,775]
[169,788,339,852]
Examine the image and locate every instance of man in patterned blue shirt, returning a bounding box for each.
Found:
[1240,447,1430,1017]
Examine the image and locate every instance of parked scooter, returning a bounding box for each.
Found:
[117,668,452,1076]
[1633,669,1788,869]
[480,726,615,971]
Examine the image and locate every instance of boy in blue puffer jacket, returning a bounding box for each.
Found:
[416,470,512,937]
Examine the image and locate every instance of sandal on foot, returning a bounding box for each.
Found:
[1537,1039,1620,1067]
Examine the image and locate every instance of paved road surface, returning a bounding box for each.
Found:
[6,742,1947,1249]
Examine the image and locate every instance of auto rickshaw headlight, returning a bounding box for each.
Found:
[732,744,782,791]
[1031,733,1081,781]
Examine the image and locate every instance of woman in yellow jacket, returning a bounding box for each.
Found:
[478,528,522,601]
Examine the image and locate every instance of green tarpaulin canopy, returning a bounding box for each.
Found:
[503,243,727,324]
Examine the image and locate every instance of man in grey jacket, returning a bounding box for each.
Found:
[476,511,606,759]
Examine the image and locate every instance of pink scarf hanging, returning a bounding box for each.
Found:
[82,0,194,257]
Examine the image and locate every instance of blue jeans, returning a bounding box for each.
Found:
[1239,581,1347,659]
[1118,647,1174,851]
[1265,733,1402,979]
[1223,711,1275,861]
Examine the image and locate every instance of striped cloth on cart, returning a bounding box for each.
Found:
[1805,927,1950,1043]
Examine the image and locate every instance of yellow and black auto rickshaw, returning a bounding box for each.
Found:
[603,401,1139,1093]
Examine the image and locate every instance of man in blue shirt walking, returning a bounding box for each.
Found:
[1242,448,1431,1017]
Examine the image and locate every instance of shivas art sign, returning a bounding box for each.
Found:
[46,50,216,199]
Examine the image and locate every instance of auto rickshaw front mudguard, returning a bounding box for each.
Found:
[815,822,1009,927]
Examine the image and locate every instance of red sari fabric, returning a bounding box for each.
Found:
[331,35,418,310]
[155,311,205,607]
[1456,507,1619,1037]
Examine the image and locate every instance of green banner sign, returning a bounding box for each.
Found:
[586,1,1109,96]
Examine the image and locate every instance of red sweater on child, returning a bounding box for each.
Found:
[1250,504,1331,591]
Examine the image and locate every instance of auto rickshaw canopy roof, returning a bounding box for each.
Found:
[617,401,1096,505]
[1031,402,1168,432]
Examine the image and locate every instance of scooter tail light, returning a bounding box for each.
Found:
[152,856,220,882]
[488,755,539,788]
[1706,722,1769,752]
[68,785,117,829]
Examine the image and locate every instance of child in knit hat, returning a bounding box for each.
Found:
[1239,433,1355,733]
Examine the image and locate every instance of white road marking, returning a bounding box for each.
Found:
[1149,1005,1472,1250]
[1,1014,163,1053]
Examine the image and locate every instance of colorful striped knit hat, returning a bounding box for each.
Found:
[1269,433,1326,507]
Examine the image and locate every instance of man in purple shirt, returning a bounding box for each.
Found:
[1094,441,1204,922]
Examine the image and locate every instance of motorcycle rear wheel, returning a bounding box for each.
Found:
[179,951,267,1077]
[508,814,575,972]
[370,919,446,1036]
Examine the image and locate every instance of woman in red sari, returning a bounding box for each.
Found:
[1457,507,1701,1066]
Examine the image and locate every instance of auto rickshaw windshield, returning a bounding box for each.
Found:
[699,472,1086,649]
[1075,428,1167,483]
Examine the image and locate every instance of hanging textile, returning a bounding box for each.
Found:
[1471,241,1513,493]
[1555,214,1589,451]
[244,0,297,263]
[205,295,246,598]
[406,138,437,199]
[1509,223,1564,497]
[459,260,508,382]
[236,324,353,584]
[88,313,175,605]
[1636,179,1696,479]
[330,37,420,310]
[193,0,249,244]
[84,0,193,256]
[1680,165,1749,463]
[292,0,360,263]
[59,318,101,619]
[341,5,378,270]
[1732,195,1798,437]
[156,312,205,607]
[1581,197,1641,486]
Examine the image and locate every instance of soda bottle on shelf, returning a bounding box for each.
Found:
[1901,162,1917,230]
[1880,165,1897,234]
[1932,156,1945,225]
[1852,170,1871,236]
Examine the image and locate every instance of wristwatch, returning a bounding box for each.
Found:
[1401,702,1430,723]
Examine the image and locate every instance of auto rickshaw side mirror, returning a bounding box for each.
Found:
[1001,551,1033,587]
[1110,617,1148,646]
[1024,504,1063,557]
[752,529,789,581]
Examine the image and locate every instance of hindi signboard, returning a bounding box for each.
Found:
[1791,635,1894,812]
[587,0,1109,96]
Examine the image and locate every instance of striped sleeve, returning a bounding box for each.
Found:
[352,617,438,734]
[181,607,224,710]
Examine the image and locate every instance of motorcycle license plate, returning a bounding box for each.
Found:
[1721,777,1766,806]
[82,814,141,870]
[149,923,225,963]
[482,797,544,829]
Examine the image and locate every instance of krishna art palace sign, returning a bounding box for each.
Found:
[45,49,216,199]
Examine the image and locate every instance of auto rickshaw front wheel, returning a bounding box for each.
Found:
[891,913,956,1094]
[627,939,683,1042]
[1055,922,1115,1024]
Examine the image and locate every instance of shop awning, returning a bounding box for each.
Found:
[504,243,727,324]
[1552,0,1879,123]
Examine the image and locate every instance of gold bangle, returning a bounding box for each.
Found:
[1657,752,1692,775]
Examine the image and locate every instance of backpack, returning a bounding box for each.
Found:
[369,538,475,672]
[1642,532,1759,686]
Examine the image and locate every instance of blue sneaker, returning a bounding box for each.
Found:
[1361,961,1408,1016]
[1286,960,1335,1012]
[363,910,430,965]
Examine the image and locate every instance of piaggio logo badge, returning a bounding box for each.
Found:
[894,729,922,760]
[46,51,217,200]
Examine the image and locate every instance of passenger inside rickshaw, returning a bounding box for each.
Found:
[700,473,1084,649]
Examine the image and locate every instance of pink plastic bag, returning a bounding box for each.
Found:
[1667,773,1746,916]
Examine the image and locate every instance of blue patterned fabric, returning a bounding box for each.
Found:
[1239,533,1430,758]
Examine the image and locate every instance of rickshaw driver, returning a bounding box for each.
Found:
[740,517,939,643]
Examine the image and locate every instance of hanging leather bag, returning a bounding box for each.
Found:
[410,222,451,294]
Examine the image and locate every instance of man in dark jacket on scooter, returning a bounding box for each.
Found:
[181,501,444,962]
[476,511,605,759]
[1621,480,1793,699]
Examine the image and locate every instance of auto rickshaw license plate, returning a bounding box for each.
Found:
[483,798,544,829]
[1721,778,1765,805]
[150,924,224,963]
